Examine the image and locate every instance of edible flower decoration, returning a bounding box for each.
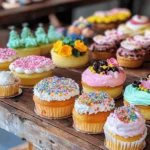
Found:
[132,74,150,93]
[114,106,140,123]
[53,37,88,57]
[89,58,121,76]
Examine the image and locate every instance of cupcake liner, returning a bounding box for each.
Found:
[0,79,20,96]
[73,116,104,134]
[35,103,74,119]
[104,128,147,150]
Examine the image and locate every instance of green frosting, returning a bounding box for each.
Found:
[21,27,33,39]
[47,25,63,43]
[7,30,23,49]
[25,37,38,48]
[124,84,150,106]
[35,27,46,37]
[36,35,49,45]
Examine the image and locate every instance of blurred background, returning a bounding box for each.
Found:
[0,0,149,149]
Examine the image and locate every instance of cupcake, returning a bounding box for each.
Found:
[104,29,127,47]
[0,48,17,70]
[0,71,20,96]
[104,106,147,150]
[68,17,95,41]
[124,74,150,120]
[73,92,115,134]
[134,35,150,61]
[82,58,126,98]
[33,76,79,118]
[89,35,117,60]
[7,28,40,57]
[9,56,55,86]
[88,8,131,33]
[51,37,89,68]
[117,38,145,68]
[118,15,150,36]
[35,26,51,56]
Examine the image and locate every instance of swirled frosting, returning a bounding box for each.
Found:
[34,76,79,101]
[0,48,17,63]
[104,106,146,138]
[21,27,33,39]
[0,71,19,85]
[9,56,55,74]
[24,37,38,48]
[134,35,150,47]
[126,15,150,31]
[74,92,115,115]
[82,58,126,87]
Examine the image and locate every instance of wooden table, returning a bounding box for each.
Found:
[0,63,149,150]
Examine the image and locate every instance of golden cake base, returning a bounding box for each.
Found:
[40,43,53,56]
[0,61,14,71]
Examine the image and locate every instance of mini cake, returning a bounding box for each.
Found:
[118,15,150,36]
[0,48,17,70]
[117,38,145,68]
[51,37,89,68]
[0,71,20,96]
[7,28,40,58]
[73,92,115,133]
[134,35,150,61]
[82,58,126,98]
[104,29,127,47]
[124,74,150,120]
[104,106,147,150]
[9,56,55,86]
[68,17,95,39]
[88,8,131,33]
[33,76,79,118]
[89,35,117,60]
[35,26,51,56]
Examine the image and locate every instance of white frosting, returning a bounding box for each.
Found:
[117,24,131,34]
[0,55,17,63]
[145,29,150,37]
[0,71,18,85]
[134,35,150,47]
[121,38,142,50]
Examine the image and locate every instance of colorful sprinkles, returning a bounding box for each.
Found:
[114,106,140,123]
[76,92,114,107]
[34,76,79,96]
[0,48,17,59]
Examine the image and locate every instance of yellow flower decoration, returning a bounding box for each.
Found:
[58,45,72,57]
[53,40,63,52]
[74,40,87,52]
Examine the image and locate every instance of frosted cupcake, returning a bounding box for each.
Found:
[73,92,115,134]
[90,35,117,60]
[33,76,79,118]
[124,74,150,120]
[82,58,126,98]
[104,106,147,150]
[0,48,17,70]
[0,71,20,96]
[134,35,150,61]
[118,15,150,36]
[9,56,55,86]
[117,38,145,68]
[51,37,89,68]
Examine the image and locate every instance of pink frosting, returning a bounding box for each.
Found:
[10,56,54,70]
[104,109,146,138]
[82,68,126,87]
[141,80,150,90]
[0,48,17,59]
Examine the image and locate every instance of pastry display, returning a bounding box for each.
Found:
[73,92,115,133]
[0,48,17,70]
[134,35,150,61]
[124,74,150,120]
[51,37,89,68]
[9,56,55,86]
[118,15,150,36]
[0,71,20,97]
[88,8,131,33]
[33,76,79,118]
[89,35,117,60]
[104,106,147,150]
[117,38,145,68]
[68,17,95,39]
[7,28,40,57]
[82,58,126,98]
